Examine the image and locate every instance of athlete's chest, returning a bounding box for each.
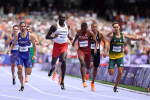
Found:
[79,33,89,40]
[57,27,68,34]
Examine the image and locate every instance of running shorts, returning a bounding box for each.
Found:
[16,52,32,68]
[108,57,124,69]
[78,49,91,62]
[52,42,68,57]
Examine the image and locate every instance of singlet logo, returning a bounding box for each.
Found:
[79,36,88,39]
[19,41,28,44]
[59,31,68,33]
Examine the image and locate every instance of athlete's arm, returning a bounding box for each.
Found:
[67,37,71,45]
[106,30,114,39]
[72,31,79,47]
[6,34,18,54]
[30,34,36,60]
[123,32,144,41]
[34,34,39,45]
[99,32,107,57]
[67,25,73,40]
[5,35,12,47]
[45,25,58,39]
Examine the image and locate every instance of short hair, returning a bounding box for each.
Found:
[81,22,88,27]
[13,25,19,29]
[26,26,31,28]
[19,22,26,26]
[112,22,120,27]
[91,22,97,26]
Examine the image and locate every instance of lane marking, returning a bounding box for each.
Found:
[0,67,90,100]
[32,73,137,100]
[0,94,38,100]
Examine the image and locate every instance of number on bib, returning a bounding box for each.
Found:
[19,46,28,52]
[90,43,99,49]
[79,41,88,47]
[113,46,121,52]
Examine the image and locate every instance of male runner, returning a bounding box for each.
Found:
[45,14,72,90]
[5,25,19,85]
[72,22,98,87]
[106,22,144,92]
[85,22,107,91]
[25,26,39,83]
[6,22,36,91]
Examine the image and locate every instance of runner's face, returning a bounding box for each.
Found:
[113,24,120,32]
[13,27,19,34]
[26,28,32,33]
[81,26,87,33]
[91,24,98,32]
[59,16,66,23]
[20,23,26,32]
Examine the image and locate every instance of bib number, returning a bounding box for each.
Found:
[90,43,99,49]
[79,41,88,47]
[19,46,28,52]
[113,46,121,52]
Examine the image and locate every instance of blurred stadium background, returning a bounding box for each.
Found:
[0,0,150,89]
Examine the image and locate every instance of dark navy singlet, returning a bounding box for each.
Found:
[90,31,101,55]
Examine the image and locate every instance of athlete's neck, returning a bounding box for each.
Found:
[59,22,65,27]
[20,31,27,38]
[13,33,16,36]
[92,30,97,35]
[114,31,120,36]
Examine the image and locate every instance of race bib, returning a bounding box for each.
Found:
[90,43,99,49]
[19,46,28,52]
[79,41,88,47]
[113,46,121,52]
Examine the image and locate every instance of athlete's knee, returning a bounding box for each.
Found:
[18,68,22,74]
[94,67,98,71]
[62,59,66,64]
[118,70,122,74]
[51,61,56,65]
[108,69,114,75]
[81,62,85,67]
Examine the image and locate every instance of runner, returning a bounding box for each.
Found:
[5,25,19,85]
[25,26,39,83]
[45,14,72,90]
[106,22,144,92]
[72,22,98,88]
[47,38,71,82]
[85,22,107,91]
[6,22,37,91]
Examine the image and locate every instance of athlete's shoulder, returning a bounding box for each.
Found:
[77,29,81,33]
[50,24,57,29]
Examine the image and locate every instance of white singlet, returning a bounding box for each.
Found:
[54,22,69,44]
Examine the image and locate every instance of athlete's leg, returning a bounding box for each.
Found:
[114,67,123,87]
[11,63,16,79]
[114,57,124,91]
[32,63,34,67]
[25,69,28,83]
[60,52,67,83]
[17,65,24,87]
[108,58,116,75]
[58,62,62,85]
[78,56,86,83]
[48,57,58,76]
[25,68,32,75]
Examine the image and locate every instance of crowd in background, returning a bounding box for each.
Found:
[0,7,150,57]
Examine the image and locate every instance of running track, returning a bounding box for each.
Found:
[0,67,149,100]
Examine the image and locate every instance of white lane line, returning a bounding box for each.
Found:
[0,94,38,100]
[0,67,90,100]
[32,73,137,100]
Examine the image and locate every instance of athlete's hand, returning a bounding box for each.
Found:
[103,52,107,58]
[6,50,10,55]
[94,49,97,55]
[69,37,73,40]
[54,33,59,39]
[32,55,36,60]
[138,37,145,41]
